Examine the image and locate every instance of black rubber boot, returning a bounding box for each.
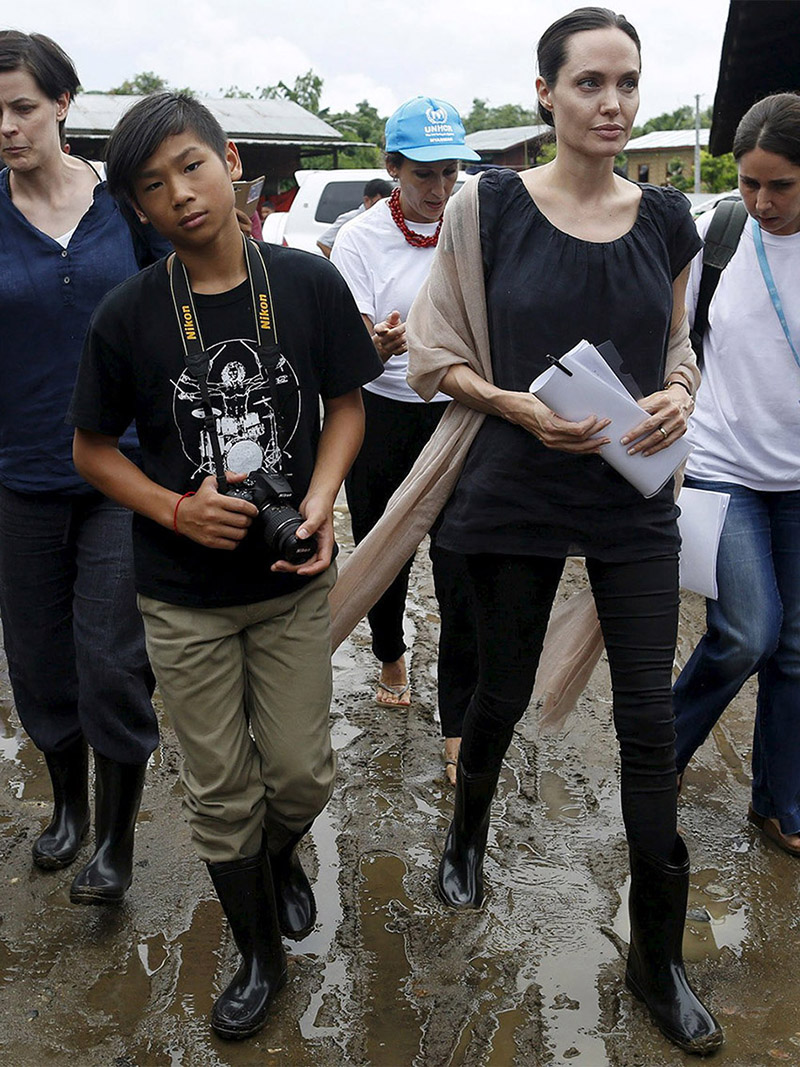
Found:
[269,828,316,940]
[437,759,500,909]
[207,850,288,1040]
[32,736,90,870]
[626,837,724,1056]
[69,753,146,905]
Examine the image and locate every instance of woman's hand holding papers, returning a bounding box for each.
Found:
[621,383,693,457]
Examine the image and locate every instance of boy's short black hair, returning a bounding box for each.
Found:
[106,92,228,204]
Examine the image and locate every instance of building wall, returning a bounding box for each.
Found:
[624,147,695,187]
[475,135,554,171]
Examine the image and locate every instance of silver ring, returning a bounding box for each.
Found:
[658,425,668,439]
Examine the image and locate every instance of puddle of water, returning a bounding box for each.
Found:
[539,765,584,824]
[485,1005,527,1065]
[297,805,353,1053]
[613,867,749,963]
[86,937,152,1033]
[0,703,43,801]
[359,852,422,1067]
[529,865,616,1066]
[0,716,27,764]
[330,714,362,752]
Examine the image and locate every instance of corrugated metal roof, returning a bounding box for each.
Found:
[465,125,550,152]
[66,94,344,143]
[625,129,711,151]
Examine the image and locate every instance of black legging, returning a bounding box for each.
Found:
[461,553,679,859]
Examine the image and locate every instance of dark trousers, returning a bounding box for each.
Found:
[0,485,158,762]
[462,553,680,858]
[345,390,477,736]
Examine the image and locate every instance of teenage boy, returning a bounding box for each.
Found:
[68,92,382,1040]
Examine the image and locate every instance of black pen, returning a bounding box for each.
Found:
[545,353,573,376]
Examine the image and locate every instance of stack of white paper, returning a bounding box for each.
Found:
[529,339,693,499]
[677,487,731,599]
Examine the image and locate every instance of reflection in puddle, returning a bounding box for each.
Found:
[359,852,421,1066]
[539,765,584,824]
[0,703,40,800]
[298,804,351,1050]
[613,866,749,963]
[532,865,616,1065]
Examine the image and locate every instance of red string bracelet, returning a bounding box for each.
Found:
[173,491,195,535]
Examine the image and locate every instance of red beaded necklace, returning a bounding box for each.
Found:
[388,187,443,248]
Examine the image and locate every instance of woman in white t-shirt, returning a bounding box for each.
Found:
[331,96,479,783]
[673,93,800,857]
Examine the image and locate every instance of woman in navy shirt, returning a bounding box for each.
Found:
[0,31,159,903]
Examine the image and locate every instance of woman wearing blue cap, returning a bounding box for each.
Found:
[331,96,479,782]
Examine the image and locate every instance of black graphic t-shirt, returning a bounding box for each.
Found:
[69,242,382,607]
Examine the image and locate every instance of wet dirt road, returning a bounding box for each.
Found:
[2,509,800,1066]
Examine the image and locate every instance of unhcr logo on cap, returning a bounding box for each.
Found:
[426,105,448,125]
[384,95,480,162]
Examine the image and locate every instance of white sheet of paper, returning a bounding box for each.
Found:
[529,340,693,498]
[677,486,731,599]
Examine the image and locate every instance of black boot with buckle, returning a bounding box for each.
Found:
[437,759,500,909]
[32,736,90,870]
[207,849,288,1040]
[626,836,724,1056]
[269,827,317,940]
[70,753,146,905]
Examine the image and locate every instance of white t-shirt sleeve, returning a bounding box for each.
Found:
[330,231,376,321]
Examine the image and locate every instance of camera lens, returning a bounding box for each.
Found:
[260,504,317,564]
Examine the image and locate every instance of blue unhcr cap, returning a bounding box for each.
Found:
[384,96,480,163]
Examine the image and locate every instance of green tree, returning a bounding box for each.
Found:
[262,70,324,115]
[536,140,557,165]
[632,103,713,139]
[219,85,255,99]
[666,156,692,192]
[109,71,169,95]
[700,150,738,193]
[463,97,539,133]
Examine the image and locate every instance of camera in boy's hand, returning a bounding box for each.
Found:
[226,470,317,564]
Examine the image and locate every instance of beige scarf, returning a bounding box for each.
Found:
[330,173,699,729]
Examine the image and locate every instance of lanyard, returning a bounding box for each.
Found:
[168,235,283,490]
[752,217,800,371]
[169,234,280,359]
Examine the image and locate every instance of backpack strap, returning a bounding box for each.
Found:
[690,198,748,367]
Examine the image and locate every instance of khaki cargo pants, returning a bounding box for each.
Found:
[138,566,337,863]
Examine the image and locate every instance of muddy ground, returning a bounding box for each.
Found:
[1,502,800,1067]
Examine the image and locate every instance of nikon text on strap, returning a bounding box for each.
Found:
[168,236,283,490]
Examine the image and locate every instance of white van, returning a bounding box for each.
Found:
[262,167,466,255]
[262,169,396,255]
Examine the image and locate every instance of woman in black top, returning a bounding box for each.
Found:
[425,7,722,1056]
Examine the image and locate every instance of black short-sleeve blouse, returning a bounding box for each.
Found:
[436,168,702,561]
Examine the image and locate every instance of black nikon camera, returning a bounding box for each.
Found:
[226,470,317,565]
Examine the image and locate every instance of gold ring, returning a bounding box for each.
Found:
[658,425,668,439]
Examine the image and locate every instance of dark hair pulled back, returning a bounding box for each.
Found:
[732,92,800,167]
[536,7,641,126]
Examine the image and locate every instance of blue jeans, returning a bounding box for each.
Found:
[673,478,800,834]
[0,485,157,762]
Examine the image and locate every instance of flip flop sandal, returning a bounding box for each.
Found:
[748,805,800,857]
[375,680,411,707]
